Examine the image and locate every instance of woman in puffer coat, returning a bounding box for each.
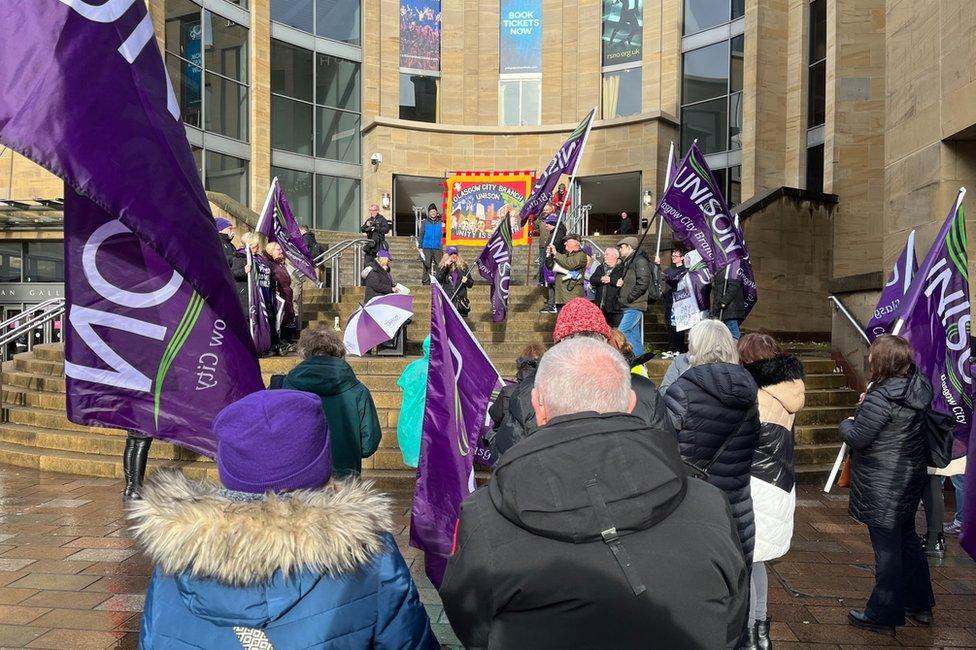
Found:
[131,389,438,649]
[738,332,805,649]
[664,319,761,566]
[840,334,935,635]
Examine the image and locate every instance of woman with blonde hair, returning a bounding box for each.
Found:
[664,319,761,568]
[738,332,805,649]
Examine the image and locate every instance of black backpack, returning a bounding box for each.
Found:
[921,409,955,468]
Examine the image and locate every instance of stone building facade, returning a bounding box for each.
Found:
[1,0,975,338]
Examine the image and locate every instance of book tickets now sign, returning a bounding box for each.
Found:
[444,172,533,247]
[500,0,542,73]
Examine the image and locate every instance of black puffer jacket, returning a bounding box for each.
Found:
[665,363,761,564]
[840,372,931,529]
[710,277,746,321]
[441,412,748,650]
[491,372,674,460]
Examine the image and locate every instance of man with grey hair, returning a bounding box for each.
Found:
[441,337,749,650]
[592,246,624,326]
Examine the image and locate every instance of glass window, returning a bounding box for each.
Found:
[164,0,202,62]
[24,242,64,283]
[809,0,827,64]
[165,53,203,129]
[317,55,361,111]
[684,0,730,35]
[205,151,249,204]
[682,41,729,104]
[316,175,361,231]
[271,0,313,33]
[602,68,642,119]
[499,78,542,126]
[730,35,744,93]
[0,242,22,282]
[807,61,826,127]
[272,95,314,155]
[399,74,438,122]
[204,12,248,82]
[206,76,248,141]
[728,91,742,150]
[728,165,741,205]
[272,167,314,226]
[806,144,824,193]
[271,40,314,102]
[317,0,361,45]
[731,0,744,20]
[191,146,204,179]
[681,97,727,155]
[316,107,361,163]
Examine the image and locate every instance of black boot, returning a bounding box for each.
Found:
[755,618,772,650]
[923,532,946,559]
[122,436,152,501]
[738,625,758,650]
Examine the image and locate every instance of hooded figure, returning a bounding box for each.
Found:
[282,328,382,476]
[441,338,748,650]
[396,335,431,467]
[665,361,761,565]
[132,390,438,649]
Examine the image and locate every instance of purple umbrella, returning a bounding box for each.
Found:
[343,293,414,356]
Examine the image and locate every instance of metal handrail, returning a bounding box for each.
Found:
[0,298,63,333]
[0,302,65,352]
[828,295,871,345]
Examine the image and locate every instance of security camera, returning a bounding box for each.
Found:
[370,153,382,166]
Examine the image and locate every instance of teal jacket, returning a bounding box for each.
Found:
[283,356,382,476]
[396,336,431,468]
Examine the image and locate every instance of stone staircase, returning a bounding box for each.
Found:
[0,278,856,490]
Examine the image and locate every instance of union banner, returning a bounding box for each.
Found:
[444,172,533,246]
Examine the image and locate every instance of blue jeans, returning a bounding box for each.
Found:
[724,319,741,339]
[951,473,966,523]
[619,309,644,354]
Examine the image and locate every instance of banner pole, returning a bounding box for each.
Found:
[823,443,847,493]
[550,108,597,248]
[255,177,277,234]
[655,141,675,261]
[431,278,504,383]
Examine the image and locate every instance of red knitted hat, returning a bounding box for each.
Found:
[552,298,612,343]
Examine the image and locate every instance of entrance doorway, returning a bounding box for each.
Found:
[392,175,445,238]
[577,172,642,235]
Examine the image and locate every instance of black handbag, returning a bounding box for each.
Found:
[682,422,740,480]
[922,408,955,468]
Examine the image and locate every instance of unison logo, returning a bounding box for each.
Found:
[672,160,742,263]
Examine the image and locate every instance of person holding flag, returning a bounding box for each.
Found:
[477,205,515,322]
[436,246,475,316]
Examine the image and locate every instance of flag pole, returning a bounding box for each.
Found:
[255,177,278,234]
[718,213,739,321]
[431,278,504,383]
[655,141,675,261]
[549,108,597,248]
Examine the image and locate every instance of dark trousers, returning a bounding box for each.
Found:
[666,324,687,353]
[422,248,443,283]
[865,520,935,626]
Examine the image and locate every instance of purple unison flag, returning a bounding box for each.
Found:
[866,230,917,342]
[656,143,746,274]
[65,190,262,455]
[0,2,262,453]
[963,410,976,559]
[729,214,758,318]
[476,215,514,322]
[518,109,596,226]
[895,191,972,440]
[246,249,272,355]
[411,280,500,587]
[257,178,317,281]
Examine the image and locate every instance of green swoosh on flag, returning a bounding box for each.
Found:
[153,292,205,426]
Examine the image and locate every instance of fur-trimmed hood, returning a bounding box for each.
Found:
[128,470,393,587]
[744,355,805,389]
[745,355,806,419]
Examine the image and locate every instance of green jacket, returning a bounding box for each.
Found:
[549,249,587,305]
[282,356,382,477]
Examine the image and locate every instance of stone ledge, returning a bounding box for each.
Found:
[362,111,679,138]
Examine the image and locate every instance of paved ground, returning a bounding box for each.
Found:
[0,463,973,649]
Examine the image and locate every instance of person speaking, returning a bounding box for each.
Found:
[436,246,474,316]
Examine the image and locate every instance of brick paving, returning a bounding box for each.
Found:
[0,463,974,649]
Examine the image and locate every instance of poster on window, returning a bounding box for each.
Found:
[602,0,643,66]
[400,0,441,71]
[444,172,533,247]
[500,0,542,74]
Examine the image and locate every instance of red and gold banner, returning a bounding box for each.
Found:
[444,171,533,246]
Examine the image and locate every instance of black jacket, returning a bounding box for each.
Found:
[302,231,323,260]
[221,234,247,314]
[592,262,624,315]
[665,363,761,564]
[436,262,475,315]
[619,250,652,311]
[538,222,567,254]
[363,261,394,302]
[616,216,635,234]
[840,372,931,529]
[663,264,687,315]
[488,364,537,433]
[491,372,673,460]
[441,412,749,650]
[361,215,390,253]
[711,276,746,321]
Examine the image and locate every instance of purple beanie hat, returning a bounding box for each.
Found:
[214,390,331,493]
[214,217,232,231]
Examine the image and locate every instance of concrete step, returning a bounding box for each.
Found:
[795,406,852,426]
[6,406,124,436]
[794,442,843,466]
[803,389,859,407]
[795,463,836,485]
[794,424,843,445]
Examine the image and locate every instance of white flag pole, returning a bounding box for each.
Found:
[255,177,278,234]
[550,108,597,247]
[655,141,675,261]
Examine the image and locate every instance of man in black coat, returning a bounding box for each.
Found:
[300,224,323,260]
[711,266,746,339]
[615,210,635,234]
[361,204,390,265]
[215,218,247,315]
[592,246,624,326]
[441,337,748,650]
